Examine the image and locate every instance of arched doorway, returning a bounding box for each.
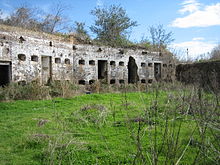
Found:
[128,56,139,83]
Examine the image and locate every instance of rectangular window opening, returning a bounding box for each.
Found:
[98,60,108,82]
[119,61,124,66]
[89,60,95,65]
[55,58,61,64]
[79,60,85,65]
[31,55,38,62]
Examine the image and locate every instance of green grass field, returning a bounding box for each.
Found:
[0,89,219,164]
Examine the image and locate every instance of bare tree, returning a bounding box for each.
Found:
[1,3,69,33]
[5,6,34,28]
[2,5,43,31]
[41,3,69,33]
[210,44,220,60]
[149,24,174,49]
[0,9,3,23]
[0,9,2,18]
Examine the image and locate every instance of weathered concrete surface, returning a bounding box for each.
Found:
[176,61,220,91]
[0,25,175,85]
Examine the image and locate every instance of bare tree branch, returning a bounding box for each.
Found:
[149,24,174,49]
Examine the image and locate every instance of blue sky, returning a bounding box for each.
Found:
[1,0,220,59]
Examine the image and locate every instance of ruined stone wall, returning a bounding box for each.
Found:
[176,61,220,91]
[0,25,175,86]
[0,30,74,84]
[72,45,162,84]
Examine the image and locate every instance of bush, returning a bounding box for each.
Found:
[49,80,79,98]
[0,82,50,101]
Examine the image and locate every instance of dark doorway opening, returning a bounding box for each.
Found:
[89,80,95,84]
[154,63,161,81]
[0,62,11,86]
[41,56,52,85]
[119,80,125,84]
[98,60,108,82]
[110,79,116,84]
[141,79,146,83]
[128,56,139,84]
[79,80,86,85]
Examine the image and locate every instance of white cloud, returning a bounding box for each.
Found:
[179,0,201,14]
[192,37,204,41]
[171,39,216,59]
[171,2,220,28]
[96,0,104,7]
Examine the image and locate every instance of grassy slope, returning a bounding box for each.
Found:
[0,91,217,164]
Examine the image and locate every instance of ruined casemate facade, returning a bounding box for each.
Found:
[0,26,174,86]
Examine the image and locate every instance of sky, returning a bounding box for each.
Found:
[0,0,220,59]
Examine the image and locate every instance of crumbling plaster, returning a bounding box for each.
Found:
[0,28,174,85]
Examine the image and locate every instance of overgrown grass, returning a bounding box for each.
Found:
[0,81,148,101]
[0,85,219,164]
